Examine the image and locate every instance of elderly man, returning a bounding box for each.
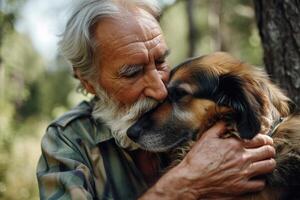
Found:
[36,0,275,199]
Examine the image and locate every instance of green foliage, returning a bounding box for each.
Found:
[0,2,75,198]
[0,0,26,52]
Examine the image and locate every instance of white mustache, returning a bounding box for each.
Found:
[92,85,159,149]
[122,97,158,122]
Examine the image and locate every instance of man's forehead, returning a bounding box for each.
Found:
[94,9,161,46]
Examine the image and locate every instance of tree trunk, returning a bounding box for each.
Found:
[208,0,223,51]
[186,0,197,57]
[253,0,300,107]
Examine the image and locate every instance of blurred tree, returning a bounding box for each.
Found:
[186,0,197,56]
[0,26,43,200]
[0,1,28,197]
[208,0,223,51]
[0,0,26,64]
[160,0,263,66]
[0,1,74,199]
[254,0,300,107]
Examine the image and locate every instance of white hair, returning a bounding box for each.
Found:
[59,0,161,82]
[92,85,158,149]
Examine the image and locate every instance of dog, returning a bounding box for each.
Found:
[127,52,300,200]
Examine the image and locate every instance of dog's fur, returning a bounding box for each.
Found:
[127,52,300,200]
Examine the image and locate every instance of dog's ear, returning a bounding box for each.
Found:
[216,73,261,139]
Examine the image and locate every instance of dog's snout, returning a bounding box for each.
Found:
[127,125,142,141]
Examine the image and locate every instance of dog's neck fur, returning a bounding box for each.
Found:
[168,105,287,168]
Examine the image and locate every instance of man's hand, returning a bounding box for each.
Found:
[140,122,276,200]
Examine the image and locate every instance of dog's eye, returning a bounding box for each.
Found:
[168,87,189,102]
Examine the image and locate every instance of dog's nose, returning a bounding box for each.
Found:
[127,125,142,141]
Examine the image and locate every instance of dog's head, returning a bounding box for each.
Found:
[127,52,291,152]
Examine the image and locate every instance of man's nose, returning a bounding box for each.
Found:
[144,69,168,101]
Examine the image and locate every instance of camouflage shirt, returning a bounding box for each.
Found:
[36,100,165,200]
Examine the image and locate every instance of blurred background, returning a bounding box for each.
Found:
[0,0,269,199]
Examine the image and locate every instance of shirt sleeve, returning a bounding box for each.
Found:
[36,126,97,200]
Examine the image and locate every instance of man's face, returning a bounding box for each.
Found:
[93,8,170,107]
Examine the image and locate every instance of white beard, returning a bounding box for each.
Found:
[92,85,158,150]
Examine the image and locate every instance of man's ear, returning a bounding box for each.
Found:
[216,73,261,139]
[73,68,96,95]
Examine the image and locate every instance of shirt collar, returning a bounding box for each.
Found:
[93,119,114,144]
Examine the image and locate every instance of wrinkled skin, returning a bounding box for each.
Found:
[140,123,275,200]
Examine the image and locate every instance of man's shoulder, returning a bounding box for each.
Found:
[44,99,112,147]
[50,100,93,129]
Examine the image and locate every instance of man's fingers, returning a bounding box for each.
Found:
[247,145,276,162]
[247,159,276,178]
[243,179,266,193]
[243,134,273,148]
[200,122,227,139]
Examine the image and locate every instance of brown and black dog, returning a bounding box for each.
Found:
[127,52,300,200]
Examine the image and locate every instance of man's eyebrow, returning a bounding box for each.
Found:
[159,49,171,59]
[118,64,143,76]
[118,49,171,76]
